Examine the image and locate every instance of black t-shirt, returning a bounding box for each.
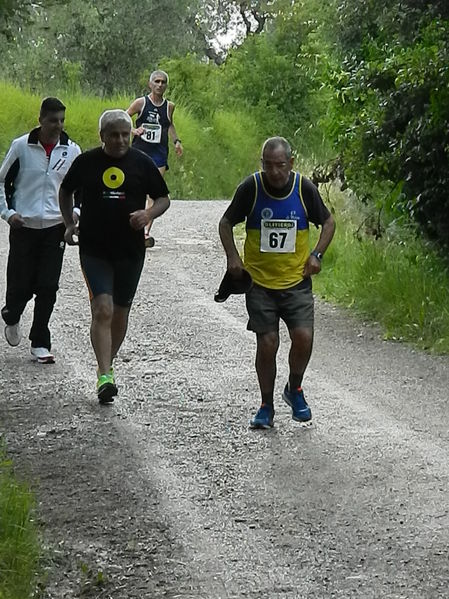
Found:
[61,147,169,259]
[224,171,331,227]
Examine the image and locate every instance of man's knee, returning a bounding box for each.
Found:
[289,326,313,347]
[257,331,280,353]
[91,295,114,322]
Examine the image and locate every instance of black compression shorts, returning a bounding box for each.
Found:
[80,252,145,307]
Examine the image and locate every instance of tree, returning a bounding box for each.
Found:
[0,0,41,37]
[0,0,206,93]
[193,0,285,64]
[327,0,449,248]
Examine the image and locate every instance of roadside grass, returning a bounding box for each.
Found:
[0,82,261,200]
[312,187,449,354]
[58,93,131,152]
[0,446,40,599]
[0,82,126,155]
[156,107,262,199]
[0,84,41,147]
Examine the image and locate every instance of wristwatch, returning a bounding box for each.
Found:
[311,250,323,261]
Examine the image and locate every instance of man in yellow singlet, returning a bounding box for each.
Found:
[219,136,335,429]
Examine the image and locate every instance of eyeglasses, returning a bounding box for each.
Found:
[260,159,289,170]
[153,79,167,84]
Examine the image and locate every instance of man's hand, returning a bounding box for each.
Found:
[132,126,145,137]
[303,255,322,278]
[227,254,245,277]
[174,141,183,157]
[129,209,149,231]
[64,223,79,245]
[8,213,25,229]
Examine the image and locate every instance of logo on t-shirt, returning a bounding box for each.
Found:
[102,167,125,189]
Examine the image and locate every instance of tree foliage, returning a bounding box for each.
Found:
[0,0,205,94]
[328,0,449,247]
[0,0,48,37]
[166,0,332,161]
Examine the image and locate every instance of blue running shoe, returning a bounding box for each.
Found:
[249,404,274,429]
[282,385,312,425]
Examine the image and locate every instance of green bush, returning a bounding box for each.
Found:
[313,188,449,353]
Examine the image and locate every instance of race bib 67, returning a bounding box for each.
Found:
[260,219,297,253]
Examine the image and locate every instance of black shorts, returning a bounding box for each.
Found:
[80,252,145,307]
[245,279,314,333]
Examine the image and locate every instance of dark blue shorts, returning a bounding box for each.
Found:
[80,253,145,307]
[133,140,169,170]
[148,147,169,169]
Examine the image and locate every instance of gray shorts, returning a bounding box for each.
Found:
[245,279,314,333]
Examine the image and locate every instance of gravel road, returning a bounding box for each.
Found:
[1,200,448,599]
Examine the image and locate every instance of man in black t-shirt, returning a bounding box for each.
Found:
[59,109,170,403]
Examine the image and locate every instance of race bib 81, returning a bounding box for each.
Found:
[141,123,162,144]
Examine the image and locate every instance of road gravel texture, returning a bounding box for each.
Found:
[0,200,448,599]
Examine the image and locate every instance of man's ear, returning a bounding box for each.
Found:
[289,156,294,169]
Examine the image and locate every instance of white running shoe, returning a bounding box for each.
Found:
[30,346,55,364]
[5,323,21,346]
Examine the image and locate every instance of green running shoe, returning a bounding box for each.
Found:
[97,372,118,404]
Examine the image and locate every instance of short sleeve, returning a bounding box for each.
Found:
[301,176,331,226]
[222,175,256,225]
[60,154,84,193]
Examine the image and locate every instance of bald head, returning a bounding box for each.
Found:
[260,136,294,189]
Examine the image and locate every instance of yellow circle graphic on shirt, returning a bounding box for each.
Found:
[102,167,125,189]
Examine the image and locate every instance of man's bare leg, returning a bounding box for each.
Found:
[255,331,280,406]
[144,196,155,240]
[287,326,313,390]
[144,166,166,243]
[90,294,114,375]
[110,304,131,366]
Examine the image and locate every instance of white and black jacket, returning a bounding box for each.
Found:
[0,127,81,229]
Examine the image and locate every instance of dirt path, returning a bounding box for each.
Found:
[1,200,448,599]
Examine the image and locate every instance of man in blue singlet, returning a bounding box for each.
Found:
[126,70,182,247]
[219,136,335,429]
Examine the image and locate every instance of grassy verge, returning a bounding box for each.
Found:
[0,82,262,200]
[312,187,449,354]
[0,446,40,599]
[167,108,262,199]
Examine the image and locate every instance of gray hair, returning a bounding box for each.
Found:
[149,69,169,84]
[99,109,132,132]
[261,136,292,160]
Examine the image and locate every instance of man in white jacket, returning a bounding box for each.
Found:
[0,97,81,363]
